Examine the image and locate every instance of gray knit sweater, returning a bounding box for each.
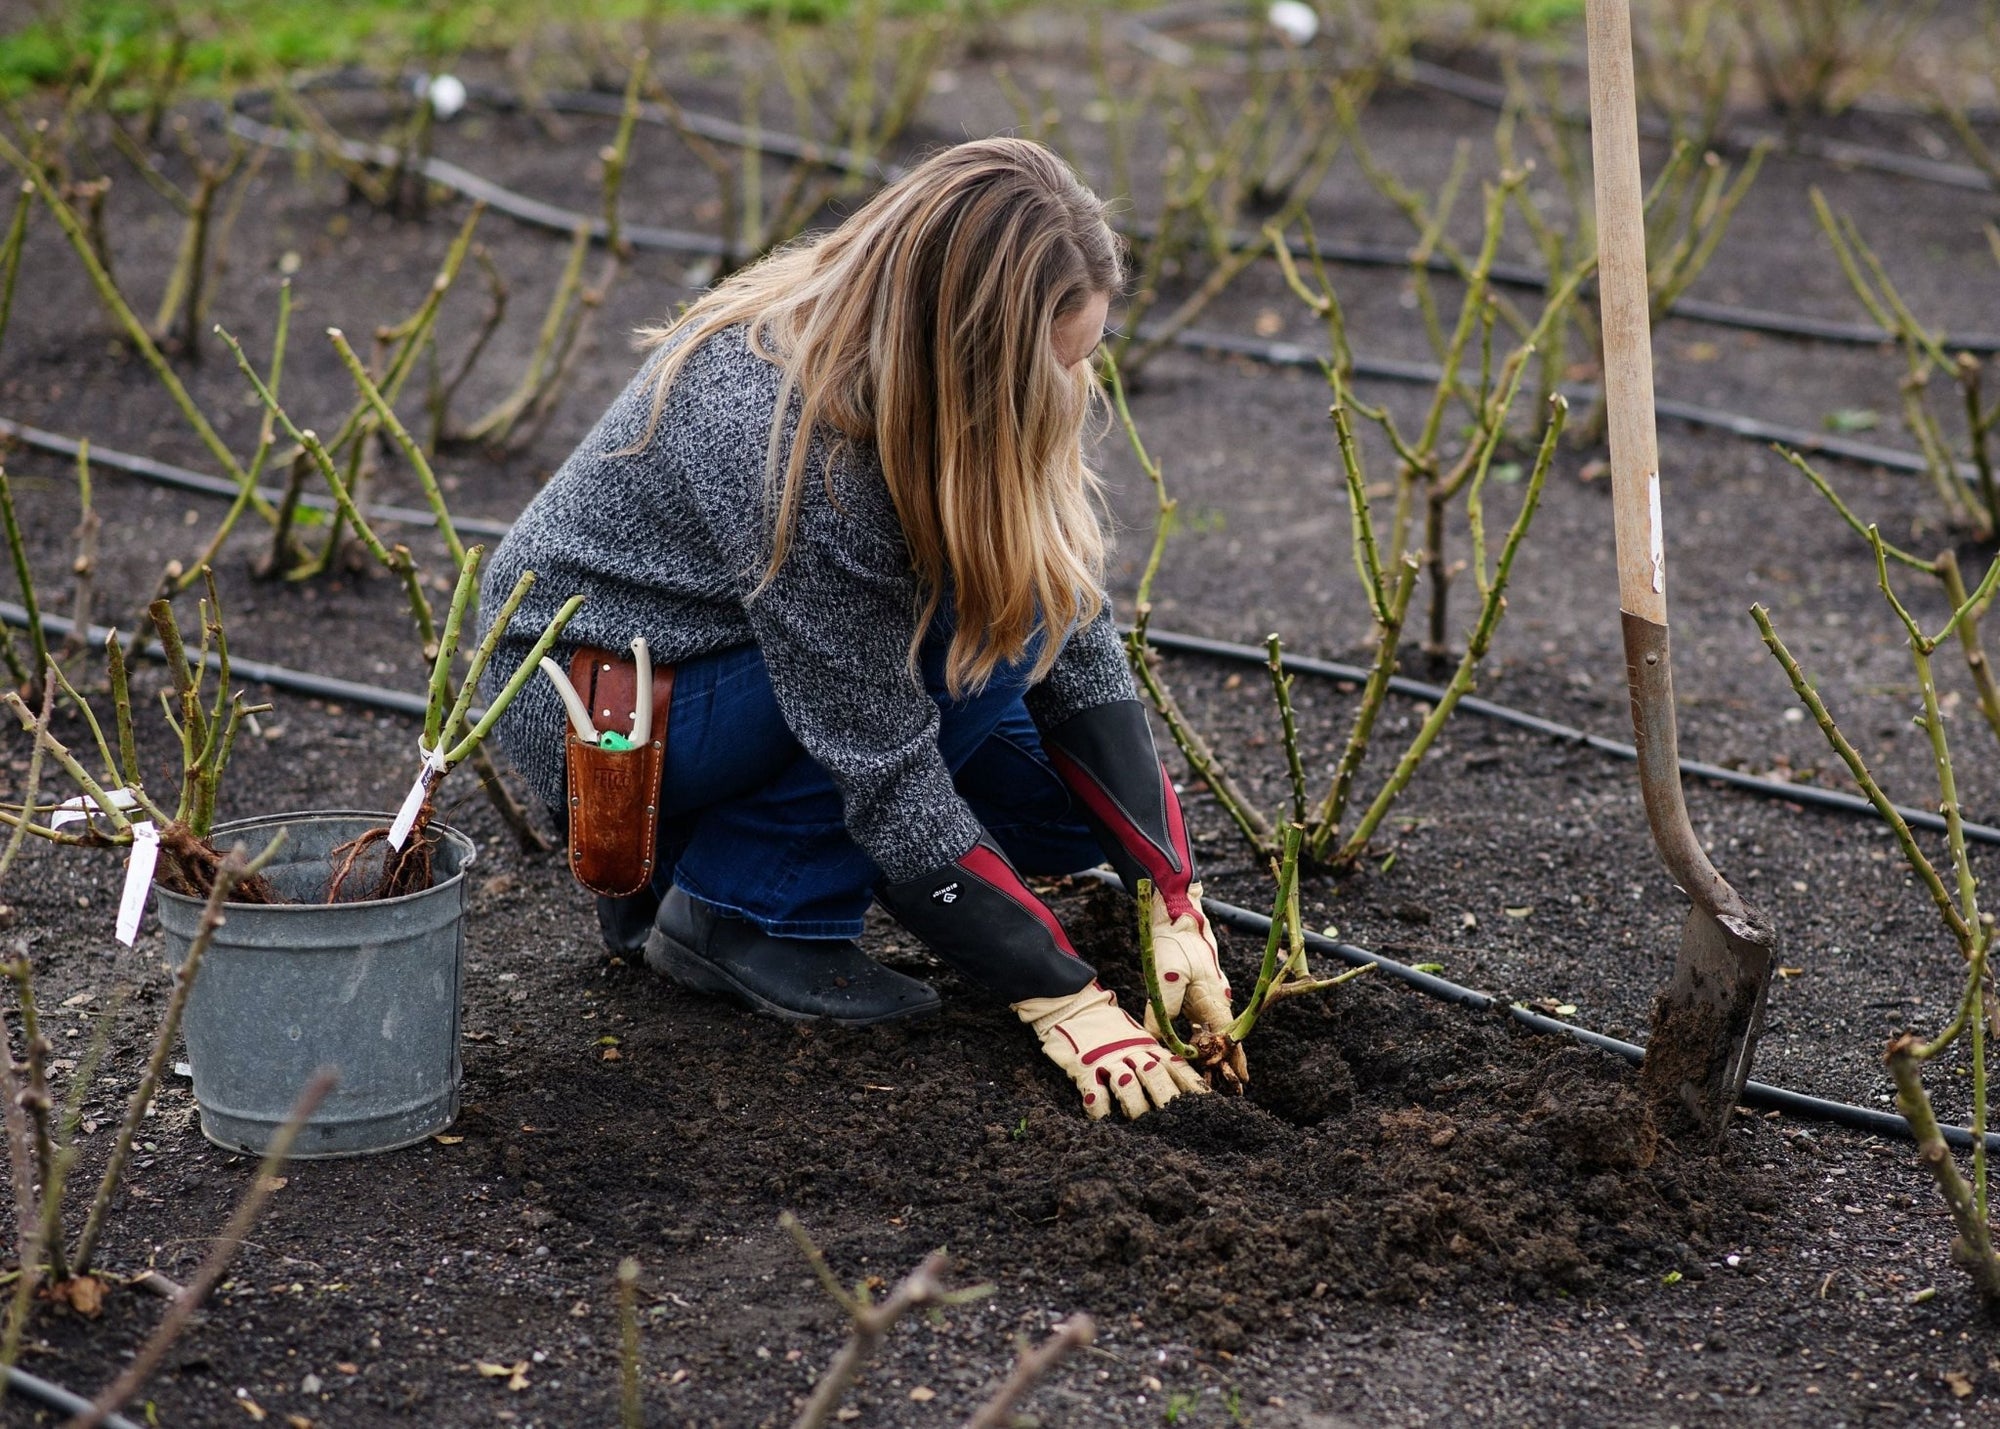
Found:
[478,325,1135,882]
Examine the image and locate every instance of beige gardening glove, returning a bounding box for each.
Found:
[1013,982,1208,1120]
[1145,881,1249,1088]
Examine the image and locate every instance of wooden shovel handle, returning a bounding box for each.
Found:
[1585,0,1668,625]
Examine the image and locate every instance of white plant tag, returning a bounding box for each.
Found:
[388,743,450,851]
[1647,469,1665,594]
[116,821,159,946]
[48,787,138,831]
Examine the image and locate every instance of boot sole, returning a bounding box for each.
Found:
[642,927,939,1029]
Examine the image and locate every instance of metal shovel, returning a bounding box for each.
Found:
[1585,0,1778,1148]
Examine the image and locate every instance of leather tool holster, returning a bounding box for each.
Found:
[564,645,674,898]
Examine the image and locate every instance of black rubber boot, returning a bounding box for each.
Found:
[596,889,661,955]
[643,887,940,1027]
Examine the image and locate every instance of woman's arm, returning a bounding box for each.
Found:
[736,450,985,883]
[1022,600,1135,732]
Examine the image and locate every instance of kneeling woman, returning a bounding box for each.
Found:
[480,138,1236,1120]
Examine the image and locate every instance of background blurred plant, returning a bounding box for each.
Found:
[1108,332,1566,871]
[1781,442,2000,761]
[1811,188,2000,541]
[1754,526,2000,1303]
[1735,0,1933,121]
[654,0,957,283]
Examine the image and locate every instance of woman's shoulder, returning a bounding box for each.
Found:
[593,323,778,455]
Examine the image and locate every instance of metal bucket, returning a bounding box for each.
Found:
[153,810,476,1159]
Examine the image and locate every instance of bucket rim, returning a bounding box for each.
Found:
[152,808,479,912]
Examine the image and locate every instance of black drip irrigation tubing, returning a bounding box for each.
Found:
[3,598,1987,1155]
[221,70,2000,354]
[1393,55,2000,198]
[1176,327,1977,483]
[1138,625,2000,849]
[1113,872,2000,1154]
[0,602,434,719]
[6,453,1997,845]
[7,602,1975,1158]
[1,329,1969,544]
[1,1364,142,1429]
[0,417,514,542]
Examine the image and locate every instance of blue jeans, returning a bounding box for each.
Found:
[653,637,1104,938]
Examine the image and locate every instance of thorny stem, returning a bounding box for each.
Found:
[1106,354,1273,857]
[223,329,438,643]
[428,244,506,449]
[961,1317,1097,1429]
[45,662,119,793]
[298,203,483,529]
[447,595,583,766]
[60,441,99,666]
[0,1005,35,1371]
[1912,639,1977,931]
[601,53,648,258]
[0,179,30,362]
[71,1065,335,1429]
[1335,395,1562,865]
[0,466,48,690]
[1266,635,1307,827]
[1127,649,1274,859]
[1,693,134,837]
[1753,606,1968,944]
[5,959,60,1285]
[1135,878,1197,1061]
[1959,354,2000,536]
[105,631,139,793]
[1888,1038,2000,1302]
[256,451,311,581]
[460,223,592,447]
[0,679,53,888]
[328,326,464,568]
[1332,401,1389,623]
[781,1212,990,1429]
[181,280,292,592]
[68,820,264,1274]
[1120,120,1345,381]
[1313,554,1420,861]
[1226,825,1303,1044]
[1779,445,1935,572]
[0,688,52,1330]
[426,548,483,750]
[1105,357,1174,634]
[1936,549,2000,749]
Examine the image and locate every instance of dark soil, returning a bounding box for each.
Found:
[2,7,2000,1426]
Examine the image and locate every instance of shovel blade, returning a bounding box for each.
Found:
[1638,901,1774,1149]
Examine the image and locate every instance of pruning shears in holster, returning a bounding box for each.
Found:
[540,639,673,898]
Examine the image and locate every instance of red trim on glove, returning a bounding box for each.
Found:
[1047,750,1204,927]
[1080,1036,1160,1066]
[959,843,1082,959]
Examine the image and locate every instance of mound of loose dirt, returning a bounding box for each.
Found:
[494,882,1743,1353]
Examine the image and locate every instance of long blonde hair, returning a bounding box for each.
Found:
[631,137,1123,695]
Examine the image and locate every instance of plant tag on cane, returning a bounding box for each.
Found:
[48,793,154,943]
[115,821,158,946]
[48,788,138,830]
[388,744,449,851]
